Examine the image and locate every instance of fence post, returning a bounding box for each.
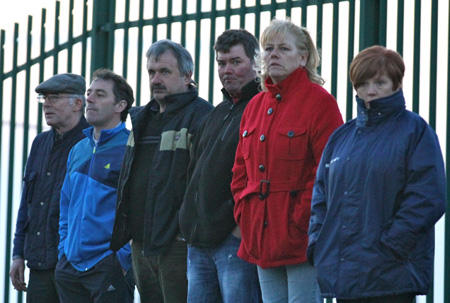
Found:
[91,0,116,73]
[358,0,380,50]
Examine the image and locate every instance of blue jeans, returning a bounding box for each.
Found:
[187,233,262,303]
[257,262,322,303]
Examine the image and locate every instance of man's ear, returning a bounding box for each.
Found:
[115,100,128,114]
[72,97,83,111]
[184,71,193,86]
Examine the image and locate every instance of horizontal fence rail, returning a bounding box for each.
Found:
[0,0,448,302]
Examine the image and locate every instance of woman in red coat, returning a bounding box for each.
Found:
[231,19,343,303]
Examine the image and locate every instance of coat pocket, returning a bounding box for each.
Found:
[241,126,257,160]
[275,127,307,160]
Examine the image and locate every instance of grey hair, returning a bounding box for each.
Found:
[146,39,194,77]
[69,94,86,112]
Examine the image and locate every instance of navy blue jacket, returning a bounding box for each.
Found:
[308,90,446,299]
[13,116,89,269]
[110,86,213,256]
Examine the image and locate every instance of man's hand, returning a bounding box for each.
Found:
[9,258,27,291]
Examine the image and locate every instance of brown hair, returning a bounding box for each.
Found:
[258,19,323,91]
[349,45,405,90]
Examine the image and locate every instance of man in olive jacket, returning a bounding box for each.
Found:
[110,39,213,303]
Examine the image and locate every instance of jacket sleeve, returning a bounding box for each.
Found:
[307,149,330,266]
[116,243,132,271]
[12,170,31,258]
[231,113,248,226]
[295,94,343,232]
[12,139,40,259]
[380,123,446,259]
[58,156,72,260]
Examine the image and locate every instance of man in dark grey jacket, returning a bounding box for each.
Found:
[10,73,88,303]
[110,39,212,303]
[179,29,262,303]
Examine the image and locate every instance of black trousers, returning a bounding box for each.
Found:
[27,268,60,303]
[337,293,415,303]
[55,254,132,303]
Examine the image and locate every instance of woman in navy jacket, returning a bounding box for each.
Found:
[307,45,446,303]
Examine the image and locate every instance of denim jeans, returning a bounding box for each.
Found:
[27,268,60,303]
[187,233,262,303]
[257,262,322,303]
[132,237,188,303]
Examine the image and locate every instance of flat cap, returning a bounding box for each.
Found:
[35,73,86,95]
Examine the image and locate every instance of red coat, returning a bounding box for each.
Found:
[231,67,343,268]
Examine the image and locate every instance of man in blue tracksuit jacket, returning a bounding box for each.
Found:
[55,69,135,303]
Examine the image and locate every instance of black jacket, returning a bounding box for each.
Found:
[12,116,89,269]
[179,80,260,247]
[110,86,213,255]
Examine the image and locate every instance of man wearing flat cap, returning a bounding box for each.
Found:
[9,73,89,303]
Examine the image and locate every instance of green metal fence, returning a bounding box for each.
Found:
[1,0,448,302]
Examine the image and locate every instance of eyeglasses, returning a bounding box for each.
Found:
[37,94,78,104]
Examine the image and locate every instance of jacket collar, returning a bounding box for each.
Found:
[149,84,199,115]
[53,115,89,141]
[130,84,199,132]
[264,67,309,99]
[221,79,260,105]
[356,89,405,127]
[83,122,126,143]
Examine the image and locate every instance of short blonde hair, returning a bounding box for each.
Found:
[258,19,323,91]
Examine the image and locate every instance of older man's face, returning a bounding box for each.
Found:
[147,51,190,102]
[40,93,78,129]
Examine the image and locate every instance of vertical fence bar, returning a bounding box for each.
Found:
[135,0,144,106]
[346,0,355,122]
[91,0,115,72]
[225,0,231,29]
[412,0,421,114]
[240,0,246,29]
[81,0,88,78]
[359,0,380,49]
[4,23,19,303]
[54,1,60,74]
[379,0,387,46]
[330,0,339,98]
[152,0,158,43]
[23,16,32,175]
[194,0,202,86]
[300,0,307,28]
[0,29,4,302]
[316,0,323,76]
[428,0,438,130]
[38,9,46,134]
[286,0,293,18]
[208,1,217,104]
[396,0,404,55]
[269,0,276,19]
[254,0,261,40]
[107,0,116,69]
[123,0,131,78]
[444,1,450,302]
[67,0,74,72]
[167,0,173,40]
[181,0,187,47]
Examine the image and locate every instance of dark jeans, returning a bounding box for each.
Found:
[55,254,131,303]
[27,268,60,303]
[131,237,188,303]
[337,293,415,303]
